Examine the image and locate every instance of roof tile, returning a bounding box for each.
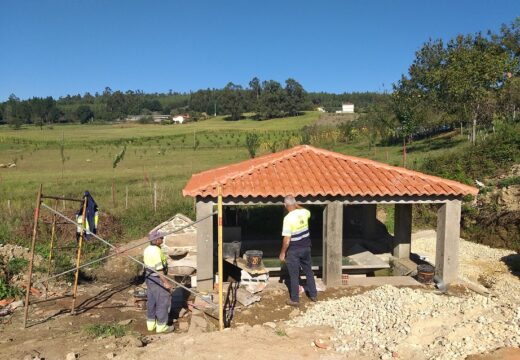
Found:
[183,145,478,198]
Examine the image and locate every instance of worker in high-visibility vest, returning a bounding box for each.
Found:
[143,231,173,333]
[279,195,318,307]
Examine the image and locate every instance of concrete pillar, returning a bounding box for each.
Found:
[196,201,214,291]
[435,200,461,285]
[393,204,412,259]
[322,202,343,286]
[361,204,377,240]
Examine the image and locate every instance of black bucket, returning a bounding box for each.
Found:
[417,264,435,284]
[223,241,241,258]
[245,250,263,269]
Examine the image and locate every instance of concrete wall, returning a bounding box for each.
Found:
[196,201,214,291]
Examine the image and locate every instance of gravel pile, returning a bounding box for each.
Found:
[290,285,520,359]
[412,230,515,266]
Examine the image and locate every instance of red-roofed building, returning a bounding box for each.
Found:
[183,145,478,290]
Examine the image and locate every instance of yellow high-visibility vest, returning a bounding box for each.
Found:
[143,245,167,275]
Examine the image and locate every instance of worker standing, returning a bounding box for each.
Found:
[143,231,173,333]
[279,195,318,306]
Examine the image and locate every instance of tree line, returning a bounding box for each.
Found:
[0,79,384,128]
[353,17,520,160]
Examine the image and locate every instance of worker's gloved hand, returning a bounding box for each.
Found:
[279,253,286,262]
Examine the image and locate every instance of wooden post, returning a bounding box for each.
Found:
[23,184,43,328]
[71,195,88,314]
[112,180,116,207]
[154,182,157,213]
[125,186,128,210]
[402,138,407,168]
[217,185,224,331]
[7,199,11,216]
[45,199,59,297]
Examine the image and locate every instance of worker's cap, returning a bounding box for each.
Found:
[148,230,164,242]
[284,195,296,206]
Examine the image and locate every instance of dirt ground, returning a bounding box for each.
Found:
[1,234,519,360]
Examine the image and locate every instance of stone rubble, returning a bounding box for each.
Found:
[290,285,520,359]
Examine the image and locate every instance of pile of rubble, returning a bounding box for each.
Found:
[291,285,520,359]
[0,243,43,267]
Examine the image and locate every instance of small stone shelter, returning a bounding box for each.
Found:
[183,145,478,291]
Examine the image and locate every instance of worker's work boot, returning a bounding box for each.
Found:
[156,324,174,334]
[286,299,300,307]
[310,296,318,302]
[146,319,156,332]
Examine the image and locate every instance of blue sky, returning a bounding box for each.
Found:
[1,0,519,100]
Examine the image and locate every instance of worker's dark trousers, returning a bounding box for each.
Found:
[285,246,317,302]
[146,275,170,327]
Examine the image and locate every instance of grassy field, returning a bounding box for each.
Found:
[0,111,470,244]
[0,111,319,144]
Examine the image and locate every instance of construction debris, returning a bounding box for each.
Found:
[236,287,261,306]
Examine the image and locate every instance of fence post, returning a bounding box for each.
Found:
[7,199,11,216]
[125,186,128,210]
[153,182,157,213]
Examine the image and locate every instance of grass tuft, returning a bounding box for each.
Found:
[83,323,127,338]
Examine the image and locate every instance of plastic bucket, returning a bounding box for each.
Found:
[223,241,241,259]
[417,264,435,284]
[245,250,263,269]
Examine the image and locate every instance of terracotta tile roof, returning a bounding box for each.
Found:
[182,145,478,198]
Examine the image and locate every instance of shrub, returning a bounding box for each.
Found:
[0,278,23,300]
[245,133,260,158]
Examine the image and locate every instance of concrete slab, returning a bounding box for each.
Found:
[346,276,423,287]
[345,244,390,269]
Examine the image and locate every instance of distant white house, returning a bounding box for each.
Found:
[172,115,185,124]
[335,103,355,114]
[317,107,326,113]
[125,114,170,123]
